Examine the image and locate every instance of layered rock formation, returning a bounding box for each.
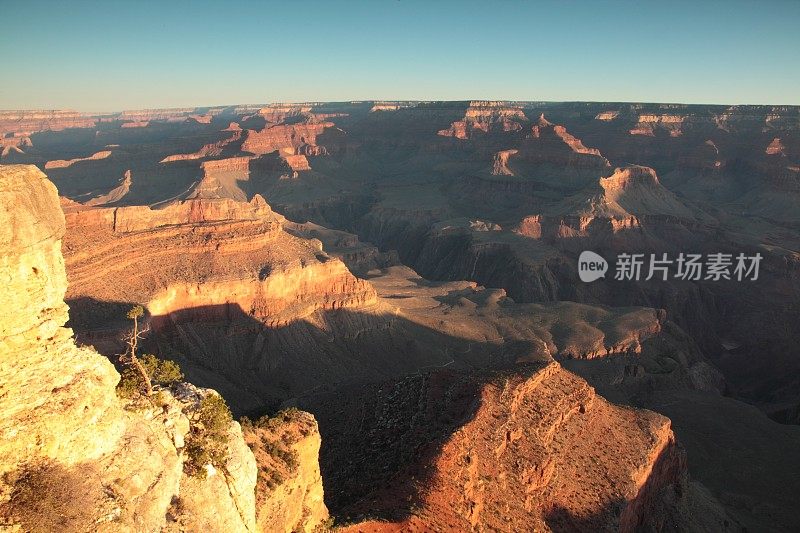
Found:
[63,194,376,329]
[0,110,97,136]
[83,169,132,206]
[369,103,412,112]
[308,362,725,532]
[6,99,800,530]
[438,101,527,139]
[581,165,697,219]
[257,105,313,124]
[118,108,209,123]
[160,130,243,162]
[630,114,685,136]
[491,149,518,175]
[243,123,331,156]
[242,410,327,533]
[595,110,619,121]
[766,137,786,156]
[0,165,328,532]
[45,150,112,169]
[0,135,31,158]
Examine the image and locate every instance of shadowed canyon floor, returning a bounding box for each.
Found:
[2,100,800,531]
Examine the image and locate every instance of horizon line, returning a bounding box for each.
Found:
[2,98,800,115]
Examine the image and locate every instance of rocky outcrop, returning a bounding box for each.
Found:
[595,110,619,121]
[189,114,212,124]
[324,363,694,532]
[284,154,310,171]
[766,137,786,156]
[0,110,97,136]
[0,164,330,532]
[258,105,313,124]
[369,103,411,112]
[160,131,243,162]
[630,114,685,137]
[62,194,377,329]
[553,125,604,156]
[586,165,696,218]
[199,156,252,175]
[243,410,328,533]
[242,123,332,156]
[45,150,112,169]
[0,165,241,531]
[438,101,527,139]
[84,170,132,206]
[491,149,518,175]
[0,165,124,478]
[0,135,31,158]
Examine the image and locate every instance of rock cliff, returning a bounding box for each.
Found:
[45,150,113,169]
[5,100,799,530]
[313,363,719,532]
[63,194,376,330]
[0,165,328,532]
[242,123,332,158]
[438,101,527,139]
[0,110,97,136]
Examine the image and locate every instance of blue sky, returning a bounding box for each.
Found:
[1,0,798,110]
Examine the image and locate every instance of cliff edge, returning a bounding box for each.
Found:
[0,165,328,532]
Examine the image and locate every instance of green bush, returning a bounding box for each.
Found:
[142,353,184,384]
[115,354,183,399]
[184,394,232,478]
[116,367,145,399]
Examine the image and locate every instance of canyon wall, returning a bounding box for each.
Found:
[0,165,328,532]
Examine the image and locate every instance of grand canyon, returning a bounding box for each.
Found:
[1,100,799,532]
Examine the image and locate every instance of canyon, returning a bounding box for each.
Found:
[2,100,800,531]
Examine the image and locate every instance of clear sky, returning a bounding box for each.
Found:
[1,0,798,111]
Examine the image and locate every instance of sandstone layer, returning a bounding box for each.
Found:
[310,363,722,532]
[6,100,800,530]
[0,165,329,532]
[63,195,376,329]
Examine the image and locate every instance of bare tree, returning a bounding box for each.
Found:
[122,305,152,396]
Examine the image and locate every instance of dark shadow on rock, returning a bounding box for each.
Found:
[295,367,492,522]
[63,297,750,528]
[545,442,686,533]
[67,298,537,522]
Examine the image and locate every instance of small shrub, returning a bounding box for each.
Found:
[183,394,232,477]
[313,516,336,532]
[141,354,184,384]
[116,367,144,399]
[115,354,183,399]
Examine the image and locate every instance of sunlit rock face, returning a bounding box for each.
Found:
[438,101,528,139]
[0,164,125,474]
[321,363,712,532]
[0,165,328,532]
[4,99,800,531]
[0,110,97,137]
[62,195,377,329]
[244,410,328,533]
